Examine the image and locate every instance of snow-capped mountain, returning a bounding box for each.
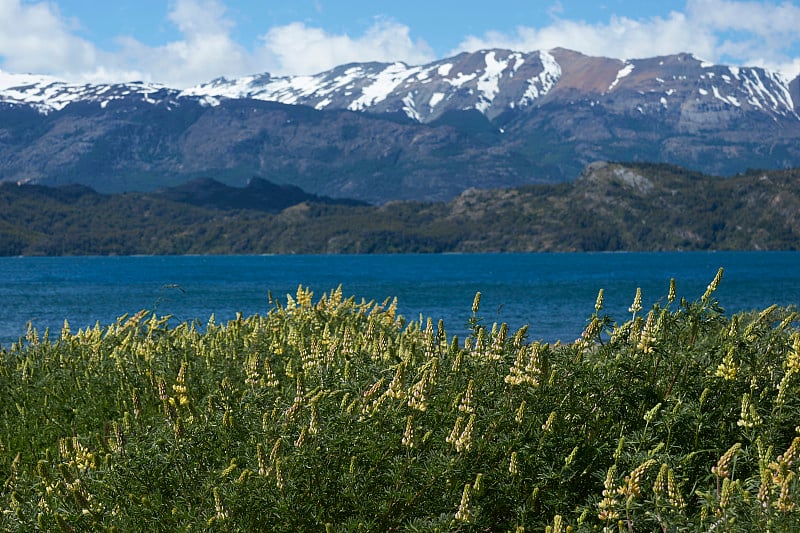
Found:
[183,48,799,123]
[1,48,799,203]
[3,48,798,123]
[0,71,181,113]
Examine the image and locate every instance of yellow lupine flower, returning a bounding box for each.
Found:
[471,292,481,315]
[257,443,267,476]
[515,400,526,426]
[618,459,656,500]
[172,361,189,407]
[714,347,738,381]
[386,363,406,400]
[407,372,429,412]
[712,443,742,478]
[542,411,556,432]
[778,436,800,467]
[637,311,655,354]
[295,285,313,308]
[447,416,464,446]
[402,415,415,448]
[454,414,476,453]
[455,483,475,523]
[653,464,668,498]
[666,467,685,509]
[778,471,796,512]
[458,380,475,413]
[736,393,762,428]
[718,477,738,513]
[785,333,800,374]
[546,514,565,533]
[628,287,642,315]
[702,268,724,303]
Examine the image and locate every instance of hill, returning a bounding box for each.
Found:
[0,162,798,255]
[154,177,366,212]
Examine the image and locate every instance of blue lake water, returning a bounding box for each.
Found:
[0,252,798,347]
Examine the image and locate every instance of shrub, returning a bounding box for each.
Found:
[1,273,799,531]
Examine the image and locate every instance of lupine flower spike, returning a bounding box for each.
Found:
[702,268,724,303]
[629,287,642,317]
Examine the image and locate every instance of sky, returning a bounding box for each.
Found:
[1,0,799,88]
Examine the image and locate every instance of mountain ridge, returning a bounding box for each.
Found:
[3,48,797,122]
[154,176,367,211]
[1,48,799,203]
[190,47,799,124]
[1,162,798,255]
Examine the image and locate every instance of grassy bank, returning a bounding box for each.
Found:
[2,270,800,531]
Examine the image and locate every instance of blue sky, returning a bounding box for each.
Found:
[55,1,668,54]
[1,0,799,87]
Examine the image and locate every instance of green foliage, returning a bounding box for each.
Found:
[1,275,800,531]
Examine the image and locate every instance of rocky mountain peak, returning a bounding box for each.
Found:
[1,49,799,204]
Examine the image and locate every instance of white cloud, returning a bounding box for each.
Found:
[456,0,800,77]
[686,0,800,75]
[112,0,250,87]
[0,0,98,74]
[0,0,798,86]
[457,12,715,63]
[0,0,434,86]
[168,0,232,36]
[687,0,800,35]
[255,19,434,76]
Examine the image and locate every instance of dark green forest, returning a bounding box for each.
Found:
[1,162,799,255]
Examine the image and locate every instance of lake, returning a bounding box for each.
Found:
[1,252,798,347]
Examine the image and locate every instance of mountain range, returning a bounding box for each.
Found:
[1,48,799,203]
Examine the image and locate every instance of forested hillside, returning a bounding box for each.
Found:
[1,162,798,255]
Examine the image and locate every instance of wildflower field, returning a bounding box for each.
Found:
[2,269,800,531]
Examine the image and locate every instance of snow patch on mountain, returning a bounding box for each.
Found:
[475,51,508,113]
[0,70,169,113]
[437,64,453,77]
[736,69,796,116]
[348,63,419,111]
[1,49,798,124]
[712,86,740,107]
[402,92,420,121]
[608,63,635,92]
[429,92,445,108]
[445,71,477,88]
[198,95,221,107]
[519,50,561,106]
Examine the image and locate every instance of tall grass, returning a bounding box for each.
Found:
[1,271,799,531]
